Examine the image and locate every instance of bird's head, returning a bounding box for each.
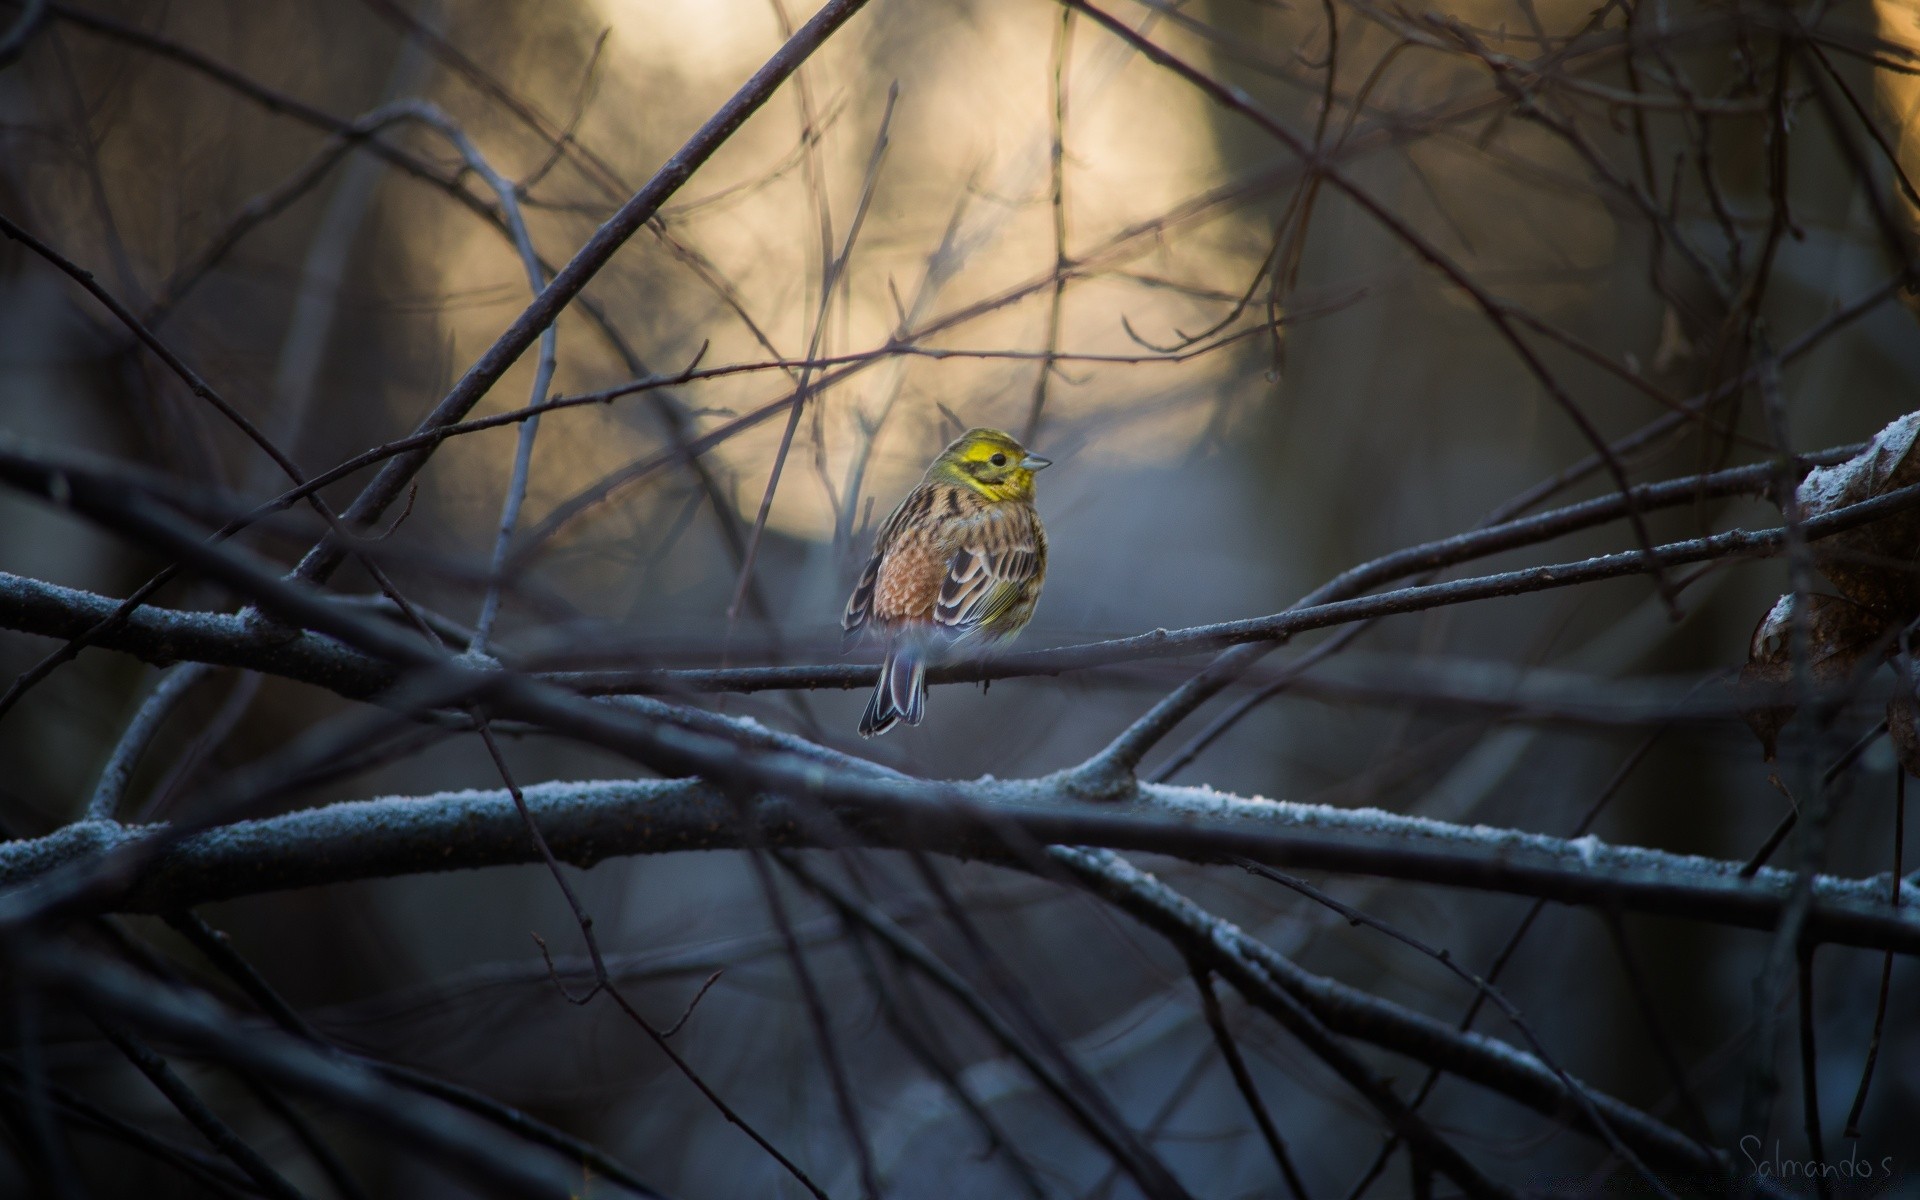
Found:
[926,427,1052,502]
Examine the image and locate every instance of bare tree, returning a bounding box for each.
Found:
[0,0,1917,1195]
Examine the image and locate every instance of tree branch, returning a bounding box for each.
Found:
[5,777,1912,951]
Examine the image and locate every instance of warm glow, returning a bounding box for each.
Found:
[430,0,1259,545]
[1877,0,1920,234]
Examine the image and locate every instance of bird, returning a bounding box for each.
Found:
[842,426,1052,736]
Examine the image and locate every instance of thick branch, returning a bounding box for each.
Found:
[4,778,1913,949]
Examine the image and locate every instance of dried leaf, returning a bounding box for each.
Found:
[1796,412,1920,617]
[1740,591,1885,760]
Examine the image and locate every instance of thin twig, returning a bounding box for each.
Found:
[1025,6,1074,445]
[739,842,881,1198]
[1235,861,1677,1200]
[783,853,1193,1198]
[420,111,561,655]
[86,664,214,821]
[1796,946,1831,1200]
[471,724,829,1197]
[94,1020,309,1200]
[1841,768,1904,1136]
[164,909,674,1199]
[726,86,897,626]
[1189,964,1313,1200]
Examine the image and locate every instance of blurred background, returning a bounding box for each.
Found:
[2,0,1919,1194]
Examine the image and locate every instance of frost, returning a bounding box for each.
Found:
[4,773,1916,932]
[0,819,142,889]
[1798,461,1852,514]
[1139,781,1901,908]
[1752,594,1795,653]
[1798,411,1920,515]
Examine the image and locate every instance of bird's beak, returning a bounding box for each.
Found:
[1020,454,1053,471]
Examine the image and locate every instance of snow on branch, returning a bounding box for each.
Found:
[5,776,1913,948]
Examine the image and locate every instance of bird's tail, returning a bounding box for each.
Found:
[859,642,927,737]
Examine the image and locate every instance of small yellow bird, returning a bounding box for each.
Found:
[843,427,1052,736]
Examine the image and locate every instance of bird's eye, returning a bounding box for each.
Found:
[990,453,1007,466]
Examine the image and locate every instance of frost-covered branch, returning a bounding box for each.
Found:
[6,778,1913,949]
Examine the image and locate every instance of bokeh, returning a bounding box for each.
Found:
[2,0,1918,1195]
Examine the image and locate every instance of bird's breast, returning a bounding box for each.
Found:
[873,529,946,624]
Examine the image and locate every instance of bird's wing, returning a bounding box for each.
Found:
[844,485,935,644]
[842,545,884,644]
[934,524,1043,640]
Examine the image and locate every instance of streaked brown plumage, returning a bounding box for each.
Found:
[843,427,1051,736]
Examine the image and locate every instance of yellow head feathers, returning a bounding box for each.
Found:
[925,427,1053,502]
